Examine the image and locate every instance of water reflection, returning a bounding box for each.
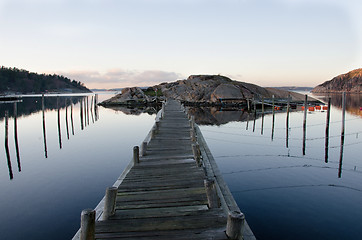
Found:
[313,93,361,116]
[1,95,98,180]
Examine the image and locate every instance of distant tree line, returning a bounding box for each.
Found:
[0,66,91,94]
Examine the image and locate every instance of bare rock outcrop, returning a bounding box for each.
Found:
[312,68,362,93]
[101,87,151,105]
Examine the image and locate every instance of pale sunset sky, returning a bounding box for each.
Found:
[1,0,361,89]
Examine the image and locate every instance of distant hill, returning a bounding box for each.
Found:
[0,66,91,94]
[312,68,362,93]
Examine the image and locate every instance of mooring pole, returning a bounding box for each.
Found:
[226,211,245,239]
[42,94,48,158]
[302,94,307,155]
[325,97,331,163]
[271,95,275,140]
[80,209,95,240]
[103,187,118,220]
[338,92,346,178]
[286,94,290,148]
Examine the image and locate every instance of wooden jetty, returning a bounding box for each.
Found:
[73,99,255,240]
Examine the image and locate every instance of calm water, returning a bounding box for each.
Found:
[0,92,361,239]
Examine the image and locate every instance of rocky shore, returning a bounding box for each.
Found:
[312,68,362,93]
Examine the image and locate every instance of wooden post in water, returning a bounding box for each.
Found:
[252,99,256,132]
[57,96,62,149]
[286,94,290,148]
[302,94,307,155]
[204,179,218,208]
[102,187,118,220]
[338,92,346,178]
[80,209,95,240]
[70,99,75,135]
[65,99,70,140]
[247,98,250,111]
[14,102,21,172]
[261,97,264,135]
[4,110,14,180]
[133,146,140,164]
[271,95,275,140]
[42,94,48,158]
[325,97,331,163]
[226,211,245,239]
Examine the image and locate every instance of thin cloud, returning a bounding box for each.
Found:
[60,69,183,88]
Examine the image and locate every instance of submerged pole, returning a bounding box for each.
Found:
[42,94,48,158]
[302,94,307,155]
[325,97,331,163]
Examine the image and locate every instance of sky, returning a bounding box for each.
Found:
[0,0,361,89]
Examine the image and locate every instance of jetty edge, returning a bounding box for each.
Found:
[72,99,256,240]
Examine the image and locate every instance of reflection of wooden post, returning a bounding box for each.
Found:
[70,99,75,135]
[87,96,89,125]
[338,92,346,178]
[90,96,94,123]
[4,111,14,180]
[286,94,290,148]
[80,98,84,130]
[65,99,69,140]
[302,94,307,155]
[271,95,275,140]
[325,98,331,163]
[84,98,87,127]
[57,97,62,149]
[246,112,249,130]
[42,94,48,158]
[261,97,264,135]
[80,209,95,240]
[14,102,21,172]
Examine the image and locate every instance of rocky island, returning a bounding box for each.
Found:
[101,75,317,107]
[312,68,362,93]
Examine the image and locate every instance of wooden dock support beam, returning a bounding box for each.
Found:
[192,144,201,167]
[204,179,219,208]
[226,211,245,240]
[141,142,147,156]
[102,187,118,220]
[80,209,95,240]
[133,146,139,164]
